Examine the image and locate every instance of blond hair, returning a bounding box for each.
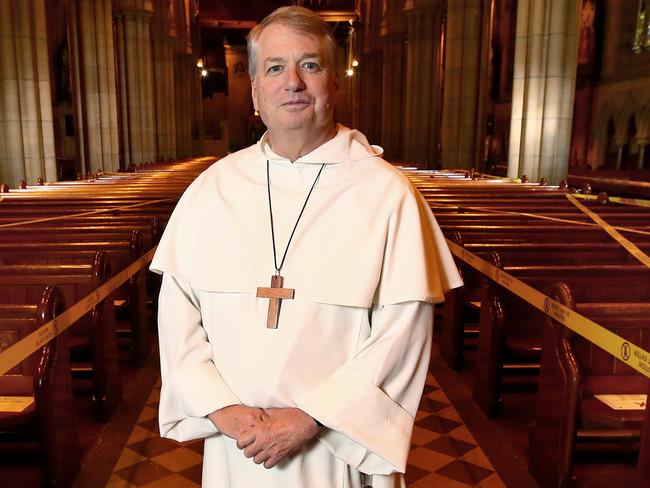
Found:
[247,6,336,79]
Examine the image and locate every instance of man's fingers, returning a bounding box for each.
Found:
[244,442,264,459]
[236,431,255,450]
[253,449,270,465]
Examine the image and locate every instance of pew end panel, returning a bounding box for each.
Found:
[0,286,80,487]
[530,282,650,488]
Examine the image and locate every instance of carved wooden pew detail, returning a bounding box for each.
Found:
[0,286,80,486]
[529,282,650,487]
[0,251,122,420]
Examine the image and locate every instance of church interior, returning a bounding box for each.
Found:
[0,0,650,487]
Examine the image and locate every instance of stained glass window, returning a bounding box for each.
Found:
[645,1,650,48]
[633,0,648,53]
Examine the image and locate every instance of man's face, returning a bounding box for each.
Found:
[251,24,338,137]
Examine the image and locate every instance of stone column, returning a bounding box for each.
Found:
[69,0,120,174]
[507,0,580,184]
[380,33,406,160]
[174,51,193,158]
[638,139,648,170]
[0,0,56,187]
[403,0,445,167]
[614,141,624,170]
[113,1,156,166]
[441,0,492,170]
[166,37,177,157]
[151,2,177,161]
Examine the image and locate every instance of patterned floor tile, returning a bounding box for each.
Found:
[114,447,148,471]
[418,396,449,413]
[410,425,442,446]
[424,435,477,458]
[113,460,174,486]
[137,406,157,423]
[436,459,495,485]
[459,446,496,471]
[410,472,471,488]
[415,413,463,434]
[106,372,503,487]
[422,384,439,395]
[152,447,203,472]
[105,473,137,488]
[140,473,200,488]
[436,405,464,422]
[407,446,456,472]
[177,463,203,485]
[448,425,478,445]
[184,440,205,456]
[478,472,508,487]
[136,417,159,435]
[404,464,431,485]
[127,425,155,445]
[128,436,180,458]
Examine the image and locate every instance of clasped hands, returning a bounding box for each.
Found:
[208,405,321,469]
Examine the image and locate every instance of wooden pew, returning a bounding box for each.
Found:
[0,233,150,367]
[0,286,80,487]
[0,216,163,250]
[440,237,650,369]
[439,225,650,242]
[636,381,650,488]
[0,253,122,420]
[529,282,650,487]
[473,257,650,418]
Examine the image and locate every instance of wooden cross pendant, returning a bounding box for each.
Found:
[256,275,295,329]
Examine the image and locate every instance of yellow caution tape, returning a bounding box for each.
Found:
[0,396,34,412]
[446,239,650,379]
[0,247,156,375]
[0,198,177,229]
[571,193,650,208]
[428,200,650,236]
[566,194,650,268]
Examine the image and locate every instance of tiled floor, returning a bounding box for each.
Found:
[104,373,505,487]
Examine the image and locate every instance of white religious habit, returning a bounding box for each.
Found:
[151,125,462,488]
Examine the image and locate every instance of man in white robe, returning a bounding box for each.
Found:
[151,6,462,487]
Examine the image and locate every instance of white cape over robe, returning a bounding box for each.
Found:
[151,126,462,487]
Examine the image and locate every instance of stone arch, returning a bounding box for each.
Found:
[637,99,650,140]
[636,100,650,169]
[591,102,617,168]
[614,97,640,143]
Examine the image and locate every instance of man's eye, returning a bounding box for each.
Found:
[302,62,320,71]
[267,65,283,74]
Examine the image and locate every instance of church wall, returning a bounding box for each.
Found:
[0,0,57,187]
[334,36,358,131]
[441,0,494,171]
[46,0,78,179]
[357,0,385,147]
[225,45,252,152]
[487,0,516,170]
[586,1,650,169]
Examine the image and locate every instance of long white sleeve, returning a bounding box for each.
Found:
[295,300,433,475]
[157,273,241,442]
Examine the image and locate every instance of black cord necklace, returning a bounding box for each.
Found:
[255,160,326,329]
[266,159,326,276]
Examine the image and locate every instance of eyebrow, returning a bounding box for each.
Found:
[264,57,285,64]
[263,53,322,65]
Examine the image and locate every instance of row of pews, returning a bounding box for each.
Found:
[0,158,213,486]
[402,169,650,487]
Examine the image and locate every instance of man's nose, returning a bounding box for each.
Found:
[285,65,305,91]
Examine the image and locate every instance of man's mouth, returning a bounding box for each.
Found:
[281,100,310,108]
